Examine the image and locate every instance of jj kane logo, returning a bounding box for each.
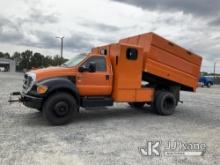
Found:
[139,141,161,156]
[139,140,206,157]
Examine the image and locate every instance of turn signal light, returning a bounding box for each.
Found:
[37,85,48,94]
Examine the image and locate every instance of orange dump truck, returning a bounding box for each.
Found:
[10,32,202,125]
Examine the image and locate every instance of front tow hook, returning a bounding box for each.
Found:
[8,91,22,103]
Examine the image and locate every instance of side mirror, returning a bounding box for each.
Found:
[88,62,96,72]
[78,65,88,72]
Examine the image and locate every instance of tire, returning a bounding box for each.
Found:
[150,90,160,113]
[201,83,204,87]
[155,91,176,115]
[43,92,78,125]
[207,82,211,88]
[128,102,145,109]
[37,108,42,112]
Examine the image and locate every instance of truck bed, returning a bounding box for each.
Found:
[119,32,202,91]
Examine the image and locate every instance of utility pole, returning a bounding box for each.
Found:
[214,59,220,83]
[56,36,64,64]
[214,61,216,80]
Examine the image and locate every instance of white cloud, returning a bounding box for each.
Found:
[0,0,219,73]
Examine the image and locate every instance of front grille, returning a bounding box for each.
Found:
[23,74,33,91]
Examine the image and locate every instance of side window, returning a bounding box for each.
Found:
[100,48,107,55]
[126,48,138,60]
[83,56,106,72]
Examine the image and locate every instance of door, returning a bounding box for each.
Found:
[111,45,144,101]
[76,56,113,96]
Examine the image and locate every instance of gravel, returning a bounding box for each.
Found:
[0,72,219,165]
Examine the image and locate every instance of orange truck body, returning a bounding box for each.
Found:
[119,33,202,91]
[91,32,202,102]
[93,33,201,88]
[11,32,203,125]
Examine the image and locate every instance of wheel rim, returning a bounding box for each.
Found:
[53,101,69,117]
[163,97,175,110]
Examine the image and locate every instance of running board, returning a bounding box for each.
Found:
[81,96,113,107]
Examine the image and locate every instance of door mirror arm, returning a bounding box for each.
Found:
[78,65,88,72]
[78,62,96,72]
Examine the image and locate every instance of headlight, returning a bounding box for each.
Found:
[27,72,36,82]
[23,72,36,93]
[37,85,48,94]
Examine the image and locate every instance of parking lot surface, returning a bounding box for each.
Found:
[0,73,219,165]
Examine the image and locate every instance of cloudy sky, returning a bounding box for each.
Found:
[0,0,220,72]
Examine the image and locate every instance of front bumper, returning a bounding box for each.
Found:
[9,92,43,110]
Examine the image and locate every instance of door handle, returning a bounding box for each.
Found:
[116,56,118,65]
[106,75,110,80]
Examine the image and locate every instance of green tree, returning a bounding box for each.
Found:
[20,50,33,70]
[0,52,10,59]
[0,50,69,71]
[30,52,44,68]
[12,52,22,71]
[43,56,53,67]
[52,55,61,66]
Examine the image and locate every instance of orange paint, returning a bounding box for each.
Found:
[31,32,202,103]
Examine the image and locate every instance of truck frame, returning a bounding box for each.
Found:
[9,32,202,125]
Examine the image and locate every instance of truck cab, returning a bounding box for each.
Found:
[10,32,202,125]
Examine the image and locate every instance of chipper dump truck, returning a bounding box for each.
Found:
[9,32,202,125]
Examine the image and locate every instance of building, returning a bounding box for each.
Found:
[0,58,16,72]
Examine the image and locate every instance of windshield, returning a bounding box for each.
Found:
[62,53,88,67]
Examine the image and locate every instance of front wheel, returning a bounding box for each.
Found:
[155,91,176,115]
[43,92,78,125]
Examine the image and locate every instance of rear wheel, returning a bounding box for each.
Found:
[43,92,78,125]
[128,102,145,109]
[37,108,42,112]
[207,82,212,88]
[154,91,176,115]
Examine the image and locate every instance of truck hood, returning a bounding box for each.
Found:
[31,66,77,81]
